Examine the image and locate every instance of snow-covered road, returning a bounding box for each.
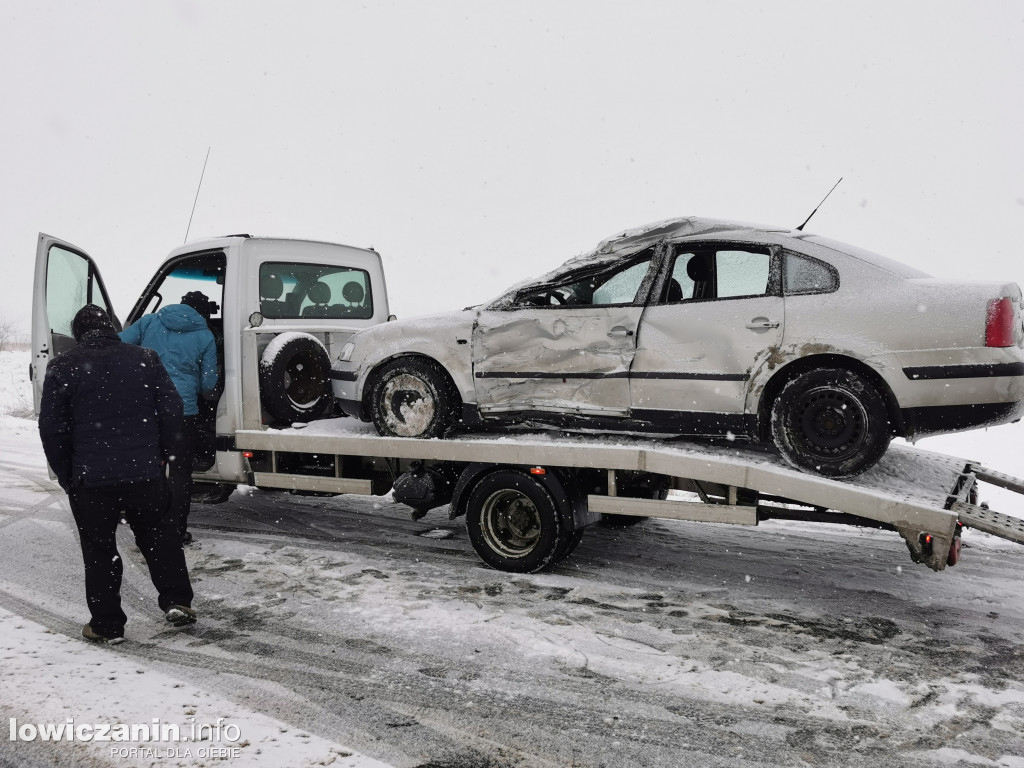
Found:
[3,349,1024,767]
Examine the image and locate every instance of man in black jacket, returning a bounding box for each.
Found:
[38,305,198,644]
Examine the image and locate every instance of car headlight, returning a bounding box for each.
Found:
[338,342,356,363]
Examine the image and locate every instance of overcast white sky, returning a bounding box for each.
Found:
[1,1,1022,329]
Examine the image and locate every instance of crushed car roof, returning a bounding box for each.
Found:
[594,216,794,254]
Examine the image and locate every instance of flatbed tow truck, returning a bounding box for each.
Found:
[33,233,1024,575]
[230,327,1024,574]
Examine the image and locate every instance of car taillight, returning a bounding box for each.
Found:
[985,297,1015,347]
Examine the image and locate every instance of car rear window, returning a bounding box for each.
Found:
[805,235,931,278]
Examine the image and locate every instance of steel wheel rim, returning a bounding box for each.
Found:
[479,488,542,559]
[792,386,868,460]
[380,373,437,436]
[285,355,325,407]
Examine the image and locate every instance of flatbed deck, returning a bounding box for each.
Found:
[231,419,1024,572]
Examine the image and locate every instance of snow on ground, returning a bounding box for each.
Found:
[1,608,389,768]
[3,347,1024,767]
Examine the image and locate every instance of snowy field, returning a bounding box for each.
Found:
[3,347,1024,768]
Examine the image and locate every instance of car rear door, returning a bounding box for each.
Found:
[629,244,783,432]
[31,234,118,412]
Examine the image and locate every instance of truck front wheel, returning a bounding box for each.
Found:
[465,470,572,573]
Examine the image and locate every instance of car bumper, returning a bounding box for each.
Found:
[330,366,362,418]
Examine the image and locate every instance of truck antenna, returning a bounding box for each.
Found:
[795,177,842,232]
[184,147,211,243]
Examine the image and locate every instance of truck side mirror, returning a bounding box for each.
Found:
[248,312,264,328]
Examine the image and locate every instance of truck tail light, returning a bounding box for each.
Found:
[985,297,1015,347]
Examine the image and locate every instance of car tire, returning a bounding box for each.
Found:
[465,470,571,573]
[369,357,459,438]
[259,333,334,424]
[771,367,891,478]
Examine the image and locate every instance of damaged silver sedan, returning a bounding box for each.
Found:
[332,217,1024,477]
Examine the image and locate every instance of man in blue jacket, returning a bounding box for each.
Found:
[39,305,197,643]
[120,291,219,544]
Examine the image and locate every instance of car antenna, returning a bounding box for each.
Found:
[795,177,842,231]
[184,147,211,243]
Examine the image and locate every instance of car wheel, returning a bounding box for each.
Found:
[259,333,333,424]
[369,357,459,438]
[770,367,891,478]
[465,470,570,573]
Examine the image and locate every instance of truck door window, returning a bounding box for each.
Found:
[259,262,373,320]
[135,253,225,322]
[47,245,112,340]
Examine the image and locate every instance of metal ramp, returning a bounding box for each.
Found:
[949,465,1024,546]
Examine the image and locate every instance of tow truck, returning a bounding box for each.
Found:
[31,233,1024,574]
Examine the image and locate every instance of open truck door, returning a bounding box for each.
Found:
[31,233,119,413]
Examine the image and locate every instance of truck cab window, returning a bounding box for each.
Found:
[259,262,374,320]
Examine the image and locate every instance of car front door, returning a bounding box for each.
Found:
[629,243,783,434]
[31,234,118,412]
[472,251,657,418]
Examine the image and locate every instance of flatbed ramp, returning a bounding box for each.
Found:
[233,419,1024,572]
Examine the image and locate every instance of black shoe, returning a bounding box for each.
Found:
[165,605,197,627]
[82,624,124,645]
[181,531,193,545]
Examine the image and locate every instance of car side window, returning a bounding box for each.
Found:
[784,252,838,295]
[514,256,653,308]
[259,262,373,319]
[663,248,771,303]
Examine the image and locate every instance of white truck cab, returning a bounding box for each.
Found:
[31,232,390,489]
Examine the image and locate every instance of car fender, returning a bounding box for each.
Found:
[350,310,477,405]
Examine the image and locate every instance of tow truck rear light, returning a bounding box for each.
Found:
[985,297,1015,347]
[529,466,546,475]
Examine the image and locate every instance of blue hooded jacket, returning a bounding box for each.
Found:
[119,305,218,416]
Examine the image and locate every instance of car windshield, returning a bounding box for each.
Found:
[806,235,931,278]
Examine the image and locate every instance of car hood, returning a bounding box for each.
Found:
[347,308,477,354]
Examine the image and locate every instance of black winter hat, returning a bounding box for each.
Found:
[71,304,115,342]
[181,291,213,319]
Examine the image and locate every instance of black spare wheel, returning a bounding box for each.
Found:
[259,333,333,424]
[771,367,891,478]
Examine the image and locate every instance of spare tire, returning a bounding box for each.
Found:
[259,333,333,424]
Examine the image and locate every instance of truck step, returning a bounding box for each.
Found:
[951,501,1024,545]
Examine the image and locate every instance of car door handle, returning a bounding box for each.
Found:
[745,317,780,330]
[607,326,635,338]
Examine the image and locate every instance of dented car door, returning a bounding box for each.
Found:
[473,254,656,417]
[630,245,783,432]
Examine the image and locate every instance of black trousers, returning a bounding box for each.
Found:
[68,478,194,637]
[168,415,199,536]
